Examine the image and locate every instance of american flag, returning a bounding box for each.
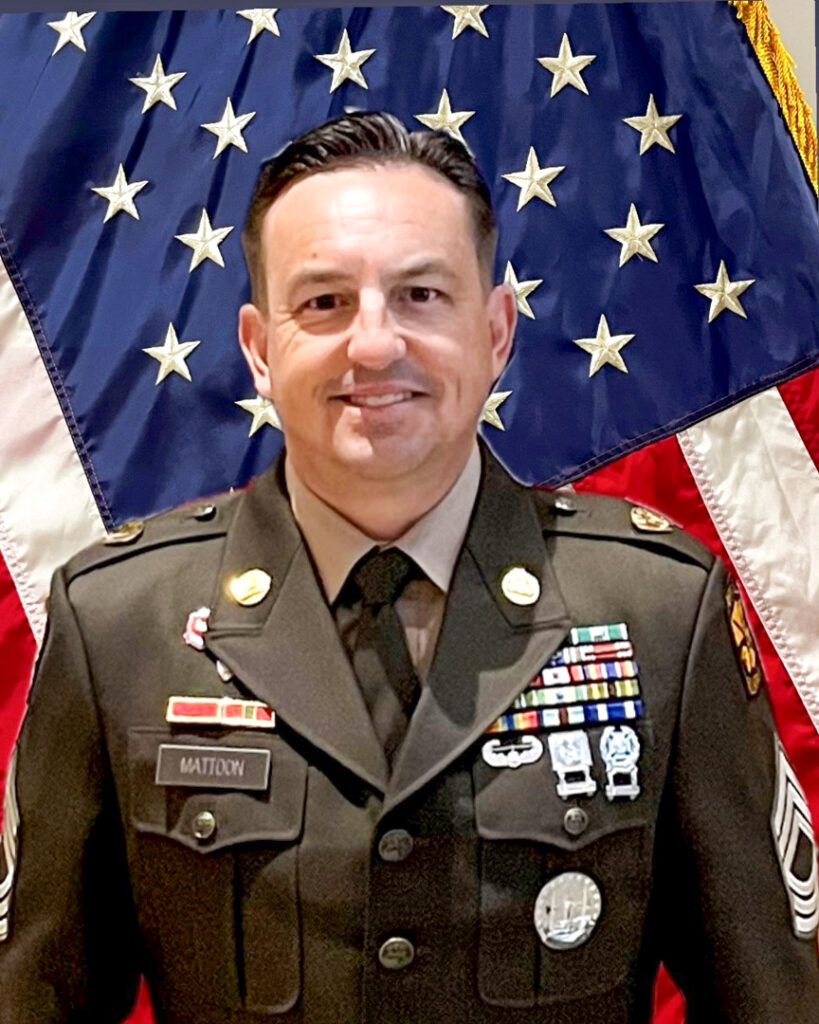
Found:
[0,5,817,1022]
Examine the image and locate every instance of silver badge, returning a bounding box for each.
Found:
[600,725,641,801]
[482,735,544,769]
[548,730,597,799]
[534,872,602,950]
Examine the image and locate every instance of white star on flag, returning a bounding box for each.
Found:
[440,6,490,39]
[314,30,376,93]
[235,395,282,436]
[694,261,755,322]
[175,210,234,271]
[47,11,95,55]
[414,90,475,147]
[573,315,635,376]
[604,204,664,266]
[504,262,542,319]
[236,9,281,43]
[142,324,201,384]
[90,164,149,223]
[481,390,513,430]
[129,55,187,114]
[502,147,565,210]
[201,99,256,158]
[537,33,596,96]
[623,94,683,155]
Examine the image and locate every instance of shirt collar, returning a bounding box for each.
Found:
[285,443,481,603]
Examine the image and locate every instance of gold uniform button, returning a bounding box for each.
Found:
[227,569,272,606]
[378,937,415,970]
[192,810,217,842]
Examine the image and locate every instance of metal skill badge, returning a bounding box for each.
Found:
[182,606,210,650]
[534,872,602,950]
[482,735,544,769]
[600,725,641,800]
[548,730,597,799]
[166,696,276,729]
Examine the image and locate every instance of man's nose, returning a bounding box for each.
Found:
[346,288,406,368]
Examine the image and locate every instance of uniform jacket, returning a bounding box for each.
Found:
[1,448,817,1023]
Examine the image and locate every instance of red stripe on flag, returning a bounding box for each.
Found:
[0,548,36,803]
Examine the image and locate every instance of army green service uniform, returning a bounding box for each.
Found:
[1,449,817,1022]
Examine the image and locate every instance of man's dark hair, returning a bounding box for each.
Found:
[241,110,497,309]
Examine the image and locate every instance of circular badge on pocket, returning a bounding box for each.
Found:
[534,872,602,950]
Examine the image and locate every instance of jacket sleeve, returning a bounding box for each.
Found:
[655,556,819,1020]
[0,566,141,1023]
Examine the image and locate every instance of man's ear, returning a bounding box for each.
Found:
[238,303,273,397]
[486,283,518,379]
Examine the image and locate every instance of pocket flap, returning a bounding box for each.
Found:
[128,727,307,854]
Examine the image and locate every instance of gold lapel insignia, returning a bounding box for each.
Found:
[104,520,144,545]
[724,578,763,697]
[227,568,272,606]
[630,506,673,533]
[500,566,541,606]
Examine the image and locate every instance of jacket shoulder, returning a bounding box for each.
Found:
[62,490,241,584]
[531,488,714,572]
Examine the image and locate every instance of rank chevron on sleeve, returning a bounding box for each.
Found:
[771,740,819,940]
[486,622,644,736]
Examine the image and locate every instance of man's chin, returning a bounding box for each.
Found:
[331,436,432,482]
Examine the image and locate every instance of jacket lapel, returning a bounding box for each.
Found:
[383,452,572,814]
[204,457,389,792]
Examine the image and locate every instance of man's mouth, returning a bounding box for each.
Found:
[344,392,416,408]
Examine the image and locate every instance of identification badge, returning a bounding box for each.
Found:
[155,744,271,790]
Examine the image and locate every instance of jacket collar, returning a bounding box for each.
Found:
[205,447,572,806]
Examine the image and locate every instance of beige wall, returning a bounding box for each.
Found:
[765,0,816,120]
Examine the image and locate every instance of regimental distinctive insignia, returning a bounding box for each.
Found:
[724,578,763,697]
[500,566,540,605]
[534,872,602,950]
[166,696,276,729]
[104,520,144,545]
[227,568,272,606]
[548,730,597,799]
[600,725,641,800]
[182,606,211,650]
[630,506,672,533]
[0,748,20,942]
[771,741,819,940]
[482,735,544,769]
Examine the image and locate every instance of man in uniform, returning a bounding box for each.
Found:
[1,111,818,1022]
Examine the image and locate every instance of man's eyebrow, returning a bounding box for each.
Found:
[285,259,459,296]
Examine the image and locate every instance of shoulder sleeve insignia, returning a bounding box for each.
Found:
[724,577,763,697]
[630,505,673,533]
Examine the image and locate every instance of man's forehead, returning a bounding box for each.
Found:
[260,163,473,244]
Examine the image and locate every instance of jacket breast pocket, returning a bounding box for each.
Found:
[128,727,308,1016]
[472,722,657,1009]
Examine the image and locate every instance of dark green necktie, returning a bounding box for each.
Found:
[337,547,422,768]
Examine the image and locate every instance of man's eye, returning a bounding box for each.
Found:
[306,294,338,310]
[408,286,438,303]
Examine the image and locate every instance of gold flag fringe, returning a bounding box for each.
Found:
[729,0,817,192]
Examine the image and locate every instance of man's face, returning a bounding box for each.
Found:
[238,163,516,493]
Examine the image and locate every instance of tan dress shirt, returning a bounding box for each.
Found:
[284,444,481,680]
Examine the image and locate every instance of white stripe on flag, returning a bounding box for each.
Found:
[679,387,819,729]
[0,259,105,643]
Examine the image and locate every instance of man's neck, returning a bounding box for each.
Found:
[286,448,476,542]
